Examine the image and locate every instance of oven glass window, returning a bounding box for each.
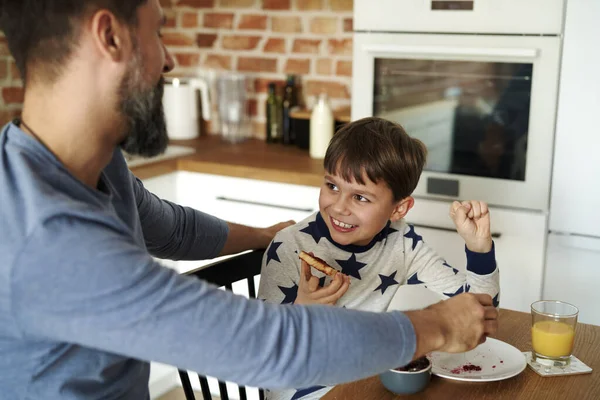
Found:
[374,59,532,181]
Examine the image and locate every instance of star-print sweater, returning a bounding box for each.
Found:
[258,212,499,400]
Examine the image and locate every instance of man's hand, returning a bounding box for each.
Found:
[258,220,295,248]
[219,220,295,256]
[295,256,350,306]
[406,293,498,358]
[449,200,492,253]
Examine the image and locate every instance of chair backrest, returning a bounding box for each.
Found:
[179,250,266,400]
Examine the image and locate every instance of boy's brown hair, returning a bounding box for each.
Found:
[324,117,427,202]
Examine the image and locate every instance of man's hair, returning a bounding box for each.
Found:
[324,117,428,202]
[0,0,147,84]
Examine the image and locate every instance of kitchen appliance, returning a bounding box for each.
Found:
[162,77,211,140]
[352,0,569,313]
[352,0,564,211]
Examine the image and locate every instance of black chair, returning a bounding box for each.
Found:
[179,249,266,400]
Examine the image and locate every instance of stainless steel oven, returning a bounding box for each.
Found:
[352,0,565,211]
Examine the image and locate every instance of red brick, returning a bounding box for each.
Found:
[10,60,19,80]
[181,12,198,28]
[0,61,7,80]
[254,78,285,93]
[285,58,311,75]
[271,16,302,33]
[218,0,256,7]
[178,0,215,7]
[2,87,24,104]
[238,14,267,30]
[330,0,353,11]
[310,17,338,34]
[0,109,21,126]
[336,60,352,76]
[305,80,349,99]
[296,0,323,10]
[196,33,218,48]
[263,38,286,53]
[204,54,232,70]
[159,0,175,7]
[316,58,332,75]
[238,57,277,73]
[343,17,353,32]
[292,39,321,54]
[222,35,261,50]
[263,0,290,10]
[162,32,195,47]
[164,10,176,27]
[0,38,10,56]
[203,13,234,28]
[174,53,201,67]
[248,98,258,116]
[328,38,352,55]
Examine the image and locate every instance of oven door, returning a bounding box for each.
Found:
[352,33,561,211]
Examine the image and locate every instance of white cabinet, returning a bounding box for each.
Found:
[544,234,600,325]
[549,0,600,238]
[408,198,547,312]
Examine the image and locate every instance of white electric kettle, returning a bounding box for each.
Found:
[162,77,211,140]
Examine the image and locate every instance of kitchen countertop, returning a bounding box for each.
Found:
[130,135,324,187]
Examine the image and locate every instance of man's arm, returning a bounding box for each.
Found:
[12,214,417,388]
[132,174,292,259]
[219,220,294,256]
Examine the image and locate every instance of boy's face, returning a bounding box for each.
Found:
[319,170,413,246]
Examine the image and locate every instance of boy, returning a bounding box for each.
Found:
[258,117,500,400]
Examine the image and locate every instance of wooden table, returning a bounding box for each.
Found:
[322,309,600,400]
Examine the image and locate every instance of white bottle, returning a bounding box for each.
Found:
[309,93,334,159]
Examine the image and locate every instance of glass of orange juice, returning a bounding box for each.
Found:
[531,300,579,367]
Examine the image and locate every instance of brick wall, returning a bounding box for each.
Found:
[0,34,23,126]
[161,0,354,138]
[0,0,354,138]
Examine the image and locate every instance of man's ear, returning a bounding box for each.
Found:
[390,197,414,222]
[90,10,133,62]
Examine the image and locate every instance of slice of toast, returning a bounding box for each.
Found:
[299,251,338,277]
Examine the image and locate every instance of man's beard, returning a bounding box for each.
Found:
[118,54,168,157]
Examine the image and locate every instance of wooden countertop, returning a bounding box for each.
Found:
[129,135,324,187]
[322,309,600,400]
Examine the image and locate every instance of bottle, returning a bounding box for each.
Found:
[310,93,334,159]
[265,83,283,143]
[282,75,297,145]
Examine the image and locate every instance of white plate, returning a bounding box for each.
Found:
[430,338,526,382]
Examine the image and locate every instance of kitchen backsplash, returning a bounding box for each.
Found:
[0,32,22,127]
[161,0,353,139]
[0,0,354,137]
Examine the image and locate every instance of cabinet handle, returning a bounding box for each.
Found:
[216,196,315,213]
[409,222,502,239]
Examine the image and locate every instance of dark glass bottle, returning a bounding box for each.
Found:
[266,82,283,143]
[282,75,297,145]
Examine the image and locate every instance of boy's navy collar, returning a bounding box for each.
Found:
[315,212,393,253]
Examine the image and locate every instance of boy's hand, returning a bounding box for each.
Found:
[449,200,493,253]
[295,256,350,306]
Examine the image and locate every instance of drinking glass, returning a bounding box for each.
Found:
[531,300,578,367]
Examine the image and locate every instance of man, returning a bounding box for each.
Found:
[0,1,498,399]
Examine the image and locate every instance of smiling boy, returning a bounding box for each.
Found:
[258,117,500,400]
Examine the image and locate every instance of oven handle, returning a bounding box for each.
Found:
[363,44,538,59]
[409,222,502,239]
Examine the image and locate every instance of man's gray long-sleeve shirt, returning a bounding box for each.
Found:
[0,122,417,399]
